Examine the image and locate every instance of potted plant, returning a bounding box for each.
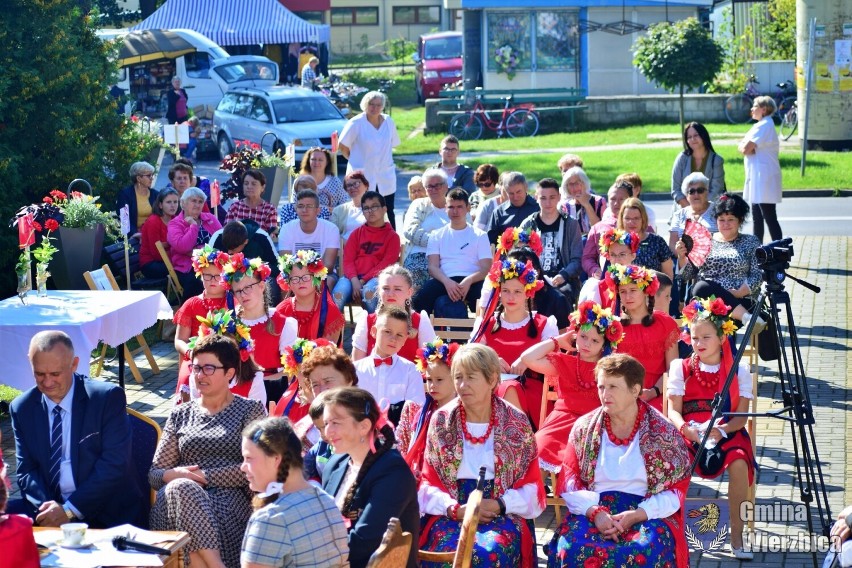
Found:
[219,140,294,207]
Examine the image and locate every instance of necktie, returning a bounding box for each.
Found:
[373,357,393,367]
[49,406,63,501]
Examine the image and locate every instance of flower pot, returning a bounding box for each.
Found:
[50,225,106,290]
[259,166,290,208]
[36,263,50,297]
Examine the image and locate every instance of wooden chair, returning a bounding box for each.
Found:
[155,240,184,305]
[102,240,168,292]
[83,265,160,384]
[430,315,476,343]
[366,518,413,568]
[417,466,485,568]
[127,408,162,522]
[539,374,562,524]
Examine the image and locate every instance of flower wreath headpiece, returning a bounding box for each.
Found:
[598,228,640,259]
[277,249,328,291]
[415,338,460,373]
[496,226,543,258]
[220,253,271,290]
[605,263,659,297]
[191,245,230,276]
[280,337,333,377]
[487,258,544,298]
[571,300,625,355]
[679,295,737,344]
[187,309,254,362]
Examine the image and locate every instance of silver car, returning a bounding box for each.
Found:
[213,85,349,161]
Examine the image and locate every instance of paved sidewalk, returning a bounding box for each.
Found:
[0,235,848,567]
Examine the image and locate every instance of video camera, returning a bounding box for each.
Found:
[756,237,793,288]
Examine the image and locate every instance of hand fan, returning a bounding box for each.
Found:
[683,219,713,267]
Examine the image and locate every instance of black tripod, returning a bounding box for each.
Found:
[691,241,832,568]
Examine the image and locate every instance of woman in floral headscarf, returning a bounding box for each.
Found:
[668,296,756,560]
[471,257,558,429]
[521,301,624,472]
[173,245,230,403]
[275,250,345,345]
[222,254,298,404]
[604,264,679,412]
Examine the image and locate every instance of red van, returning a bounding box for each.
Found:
[414,31,463,104]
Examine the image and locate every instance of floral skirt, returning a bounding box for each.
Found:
[420,479,535,568]
[545,491,677,568]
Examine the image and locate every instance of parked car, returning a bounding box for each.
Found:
[213,86,349,162]
[413,31,463,104]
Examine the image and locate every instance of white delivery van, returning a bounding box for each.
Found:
[98,28,278,115]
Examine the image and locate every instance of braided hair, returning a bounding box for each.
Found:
[234,276,278,336]
[323,387,396,524]
[621,293,656,327]
[242,417,304,510]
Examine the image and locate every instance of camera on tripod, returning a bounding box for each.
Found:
[755,237,794,268]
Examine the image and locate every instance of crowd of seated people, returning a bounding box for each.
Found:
[0,126,776,567]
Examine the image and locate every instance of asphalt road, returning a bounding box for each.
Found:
[168,157,851,238]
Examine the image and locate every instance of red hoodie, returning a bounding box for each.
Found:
[343,222,401,281]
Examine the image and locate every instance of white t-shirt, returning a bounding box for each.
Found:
[407,207,449,256]
[426,224,491,278]
[278,218,340,255]
[340,113,401,196]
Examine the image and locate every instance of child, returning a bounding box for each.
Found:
[353,305,426,425]
[303,394,334,485]
[667,296,755,560]
[577,228,639,309]
[653,270,673,310]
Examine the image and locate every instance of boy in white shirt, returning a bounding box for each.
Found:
[278,189,340,288]
[353,306,425,424]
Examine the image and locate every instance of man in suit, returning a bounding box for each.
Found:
[8,330,141,528]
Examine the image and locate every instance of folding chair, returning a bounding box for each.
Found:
[84,265,160,383]
[430,316,476,343]
[127,407,162,528]
[367,518,414,568]
[155,240,184,305]
[540,374,562,524]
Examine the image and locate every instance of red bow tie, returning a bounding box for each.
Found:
[374,356,393,367]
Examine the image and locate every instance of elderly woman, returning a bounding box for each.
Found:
[224,168,279,237]
[668,171,718,254]
[407,175,426,201]
[402,168,450,289]
[322,387,419,568]
[469,163,500,221]
[150,334,266,568]
[671,121,726,211]
[300,147,347,211]
[739,95,783,242]
[166,76,189,124]
[545,354,691,568]
[618,197,674,280]
[560,166,606,236]
[279,175,333,225]
[419,343,545,567]
[117,161,159,239]
[168,186,222,297]
[676,193,763,325]
[339,91,401,228]
[331,171,369,244]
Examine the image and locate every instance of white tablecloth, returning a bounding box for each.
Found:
[0,290,173,391]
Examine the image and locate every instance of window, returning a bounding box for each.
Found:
[486,10,579,73]
[233,94,254,117]
[393,6,440,25]
[216,93,237,113]
[184,52,211,78]
[272,97,342,124]
[250,97,272,122]
[331,7,378,25]
[294,10,325,24]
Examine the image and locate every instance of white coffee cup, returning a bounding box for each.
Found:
[62,522,88,546]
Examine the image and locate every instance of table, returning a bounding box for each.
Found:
[34,527,190,568]
[0,291,173,391]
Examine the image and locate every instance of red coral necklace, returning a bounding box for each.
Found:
[604,401,644,446]
[691,353,721,390]
[460,396,497,444]
[575,355,597,389]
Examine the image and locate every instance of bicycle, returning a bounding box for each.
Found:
[448,94,540,140]
[724,75,796,124]
[779,99,798,140]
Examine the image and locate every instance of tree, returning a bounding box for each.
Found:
[0,0,124,296]
[633,17,724,131]
[760,0,796,60]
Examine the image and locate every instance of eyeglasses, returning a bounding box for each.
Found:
[296,204,317,210]
[190,364,226,376]
[441,147,459,153]
[477,181,494,189]
[610,252,634,260]
[688,187,707,195]
[288,274,314,285]
[362,205,383,214]
[345,182,362,189]
[200,273,220,282]
[232,281,262,297]
[426,183,446,190]
[139,173,154,178]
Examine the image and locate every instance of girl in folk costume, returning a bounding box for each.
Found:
[521,301,624,472]
[276,250,345,345]
[173,245,230,403]
[185,309,266,405]
[396,338,459,483]
[605,264,679,412]
[577,227,639,310]
[351,264,437,362]
[472,257,558,429]
[419,343,545,568]
[222,254,298,404]
[271,338,336,433]
[667,296,757,560]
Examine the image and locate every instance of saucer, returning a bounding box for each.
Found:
[57,539,93,549]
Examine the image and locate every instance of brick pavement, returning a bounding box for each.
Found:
[0,235,847,567]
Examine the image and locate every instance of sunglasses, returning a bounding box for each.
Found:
[688,187,707,195]
[477,181,494,189]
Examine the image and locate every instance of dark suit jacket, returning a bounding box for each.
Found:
[117,184,159,236]
[323,449,419,568]
[9,374,141,528]
[434,161,476,193]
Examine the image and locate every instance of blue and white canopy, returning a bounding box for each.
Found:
[131,0,330,45]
